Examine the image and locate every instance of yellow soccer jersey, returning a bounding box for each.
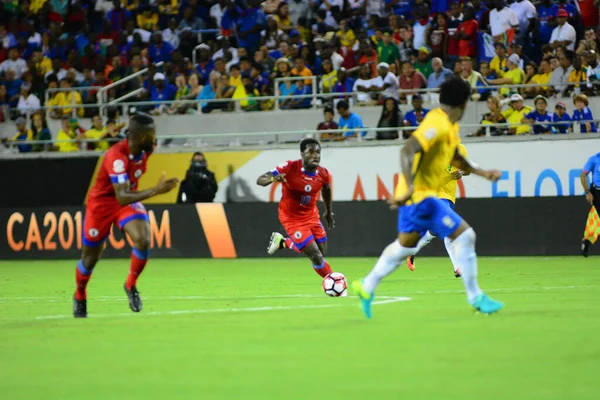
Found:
[394,108,461,204]
[438,144,468,203]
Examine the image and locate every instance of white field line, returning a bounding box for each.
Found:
[0,285,596,304]
[29,296,411,321]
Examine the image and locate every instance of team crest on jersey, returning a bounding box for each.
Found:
[294,231,302,239]
[113,159,125,173]
[304,184,312,192]
[134,169,143,178]
[88,228,99,238]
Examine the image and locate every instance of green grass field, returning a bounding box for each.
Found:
[0,257,599,399]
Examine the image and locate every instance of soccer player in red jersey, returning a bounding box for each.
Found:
[256,138,335,278]
[73,113,179,318]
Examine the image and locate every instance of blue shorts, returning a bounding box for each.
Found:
[397,197,462,239]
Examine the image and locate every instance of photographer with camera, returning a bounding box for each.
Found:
[177,152,218,203]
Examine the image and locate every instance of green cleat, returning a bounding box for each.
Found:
[352,280,374,319]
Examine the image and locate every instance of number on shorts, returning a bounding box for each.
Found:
[300,195,311,205]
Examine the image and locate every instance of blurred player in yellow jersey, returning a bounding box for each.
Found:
[406,143,469,278]
[353,78,504,318]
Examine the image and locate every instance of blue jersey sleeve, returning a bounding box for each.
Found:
[584,156,596,174]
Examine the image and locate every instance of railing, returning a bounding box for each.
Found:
[3,119,596,154]
[273,76,318,111]
[96,61,164,116]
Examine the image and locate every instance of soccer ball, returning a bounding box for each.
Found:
[322,272,347,297]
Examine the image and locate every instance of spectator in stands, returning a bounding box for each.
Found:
[376,97,402,140]
[238,0,267,55]
[490,42,508,78]
[460,57,484,92]
[148,32,174,63]
[427,57,453,88]
[291,56,313,85]
[489,0,519,41]
[509,41,530,70]
[520,61,539,99]
[283,79,312,109]
[4,117,32,153]
[403,94,429,133]
[337,19,356,49]
[414,48,432,79]
[572,94,597,133]
[85,115,111,151]
[550,9,576,52]
[585,51,600,88]
[17,82,41,115]
[106,0,133,31]
[510,0,536,43]
[137,5,159,31]
[457,5,479,59]
[262,15,284,49]
[427,13,448,60]
[29,112,52,152]
[337,99,365,138]
[550,50,574,96]
[54,78,84,118]
[399,61,427,103]
[163,18,181,49]
[0,48,28,79]
[319,59,337,93]
[206,72,235,113]
[552,101,572,134]
[487,54,524,97]
[569,55,589,93]
[149,72,176,114]
[179,7,206,32]
[377,30,400,72]
[446,1,463,65]
[318,105,341,142]
[198,70,219,113]
[353,64,374,105]
[532,59,553,97]
[502,93,533,135]
[577,29,600,56]
[332,68,354,99]
[229,65,243,88]
[367,62,399,102]
[473,95,507,136]
[522,95,553,134]
[55,115,81,152]
[32,48,52,76]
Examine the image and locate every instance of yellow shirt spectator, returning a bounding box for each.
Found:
[275,14,291,30]
[320,70,337,93]
[490,56,507,77]
[54,91,84,117]
[36,56,52,75]
[85,127,110,151]
[30,0,48,14]
[229,74,243,88]
[569,67,588,84]
[56,129,80,152]
[122,0,139,12]
[502,102,533,135]
[158,0,178,14]
[137,12,159,31]
[500,67,524,96]
[337,29,357,48]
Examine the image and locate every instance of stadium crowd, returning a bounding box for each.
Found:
[0,0,599,150]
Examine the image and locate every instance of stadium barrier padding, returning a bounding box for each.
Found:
[0,198,590,259]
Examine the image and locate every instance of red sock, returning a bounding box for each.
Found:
[125,248,149,290]
[313,260,333,278]
[284,238,302,254]
[75,261,92,300]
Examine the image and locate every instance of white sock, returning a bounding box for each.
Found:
[363,240,417,294]
[449,228,483,303]
[415,231,436,252]
[444,237,460,273]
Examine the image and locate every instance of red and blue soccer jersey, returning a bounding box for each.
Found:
[272,159,331,249]
[84,140,150,246]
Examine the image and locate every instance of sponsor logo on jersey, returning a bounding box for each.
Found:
[113,159,125,173]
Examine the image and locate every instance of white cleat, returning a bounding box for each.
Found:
[267,232,284,255]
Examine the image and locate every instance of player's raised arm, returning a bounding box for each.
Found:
[451,148,500,182]
[256,171,287,187]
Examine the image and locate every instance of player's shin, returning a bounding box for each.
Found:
[444,237,460,274]
[75,260,93,300]
[415,231,436,252]
[363,240,417,294]
[449,228,483,302]
[313,260,333,277]
[125,247,150,290]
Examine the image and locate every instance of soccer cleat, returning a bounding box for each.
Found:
[407,255,415,271]
[352,280,374,319]
[73,296,87,318]
[267,232,284,255]
[454,268,461,278]
[470,294,503,314]
[124,284,143,312]
[581,239,591,258]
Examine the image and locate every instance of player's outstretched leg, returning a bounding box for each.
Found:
[123,219,151,313]
[353,235,419,319]
[448,225,503,314]
[73,245,103,318]
[407,231,436,271]
[444,237,461,278]
[267,232,303,255]
[303,242,332,278]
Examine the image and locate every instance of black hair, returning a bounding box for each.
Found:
[300,138,320,152]
[230,64,241,71]
[336,99,349,110]
[128,112,155,134]
[439,78,471,107]
[565,50,575,62]
[239,56,251,64]
[323,105,334,114]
